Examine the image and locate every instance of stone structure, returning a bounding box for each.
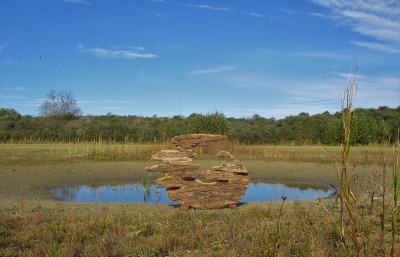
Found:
[145,134,249,209]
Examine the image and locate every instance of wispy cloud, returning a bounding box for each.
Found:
[188,66,236,75]
[101,107,124,110]
[351,41,400,54]
[0,95,26,99]
[222,71,399,118]
[171,2,231,11]
[136,8,165,18]
[78,45,158,59]
[279,8,298,15]
[62,0,91,5]
[257,48,348,60]
[310,0,400,53]
[242,11,265,18]
[104,100,134,104]
[17,100,41,107]
[284,74,400,111]
[78,100,135,105]
[0,42,10,52]
[77,100,102,104]
[183,4,229,11]
[13,86,26,91]
[296,51,346,59]
[153,0,266,17]
[152,0,230,11]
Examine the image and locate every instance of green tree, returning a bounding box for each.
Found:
[377,120,391,144]
[187,111,232,136]
[351,111,378,145]
[159,120,178,142]
[0,108,21,120]
[323,119,342,145]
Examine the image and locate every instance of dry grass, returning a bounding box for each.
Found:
[0,141,392,166]
[1,197,399,256]
[1,199,394,257]
[0,143,173,165]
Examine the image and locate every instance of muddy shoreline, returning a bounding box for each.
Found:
[0,160,341,208]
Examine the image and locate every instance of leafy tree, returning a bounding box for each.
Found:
[159,120,178,142]
[0,108,21,120]
[351,111,378,145]
[323,119,342,145]
[377,120,391,144]
[38,90,83,117]
[187,111,232,136]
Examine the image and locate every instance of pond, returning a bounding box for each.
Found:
[48,180,334,204]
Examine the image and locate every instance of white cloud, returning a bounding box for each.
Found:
[104,100,134,104]
[78,45,158,59]
[100,107,124,110]
[310,0,400,53]
[188,66,236,75]
[131,46,145,51]
[340,10,400,42]
[286,74,400,111]
[13,87,26,91]
[62,0,91,5]
[0,95,26,99]
[77,100,102,104]
[279,8,298,15]
[223,71,399,118]
[242,12,265,18]
[296,51,346,59]
[173,2,230,11]
[153,0,230,11]
[17,101,41,107]
[351,41,400,54]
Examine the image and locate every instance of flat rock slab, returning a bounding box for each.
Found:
[171,134,225,150]
[146,163,200,173]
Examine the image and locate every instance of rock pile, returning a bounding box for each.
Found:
[145,134,249,209]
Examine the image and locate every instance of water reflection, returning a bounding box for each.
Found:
[48,181,333,203]
[243,183,332,202]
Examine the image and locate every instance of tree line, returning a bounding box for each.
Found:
[0,107,399,145]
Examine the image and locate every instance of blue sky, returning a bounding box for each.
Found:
[1,0,399,119]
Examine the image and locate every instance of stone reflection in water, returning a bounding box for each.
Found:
[145,134,249,209]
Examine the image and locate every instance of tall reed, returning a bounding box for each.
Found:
[333,63,400,255]
[391,132,400,256]
[334,63,361,252]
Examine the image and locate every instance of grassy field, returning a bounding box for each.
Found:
[0,141,394,165]
[0,142,399,256]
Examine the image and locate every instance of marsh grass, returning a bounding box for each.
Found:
[390,136,400,256]
[1,198,399,256]
[0,201,370,256]
[0,143,172,165]
[329,64,400,256]
[0,140,394,166]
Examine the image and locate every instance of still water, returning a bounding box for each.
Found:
[48,181,334,204]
